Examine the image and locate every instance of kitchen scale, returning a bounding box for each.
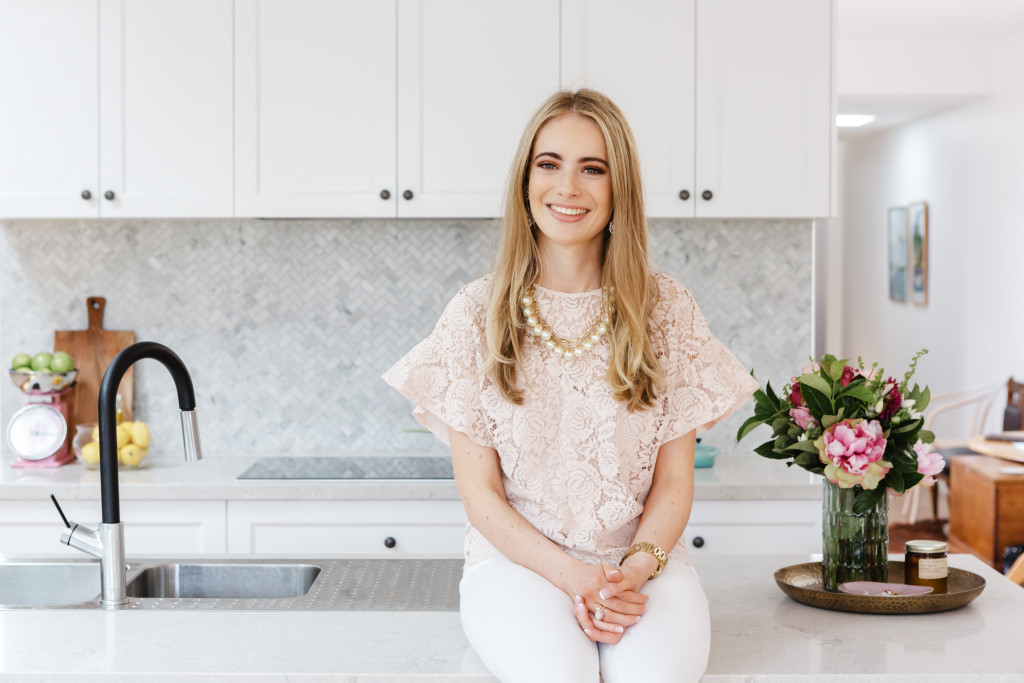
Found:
[7,369,77,468]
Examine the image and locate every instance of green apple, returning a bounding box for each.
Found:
[49,351,74,373]
[11,353,31,370]
[30,352,53,371]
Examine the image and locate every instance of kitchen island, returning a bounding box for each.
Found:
[0,553,1021,681]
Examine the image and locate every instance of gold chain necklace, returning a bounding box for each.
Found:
[521,284,615,359]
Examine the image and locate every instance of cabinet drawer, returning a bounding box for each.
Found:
[227,500,467,555]
[686,499,821,555]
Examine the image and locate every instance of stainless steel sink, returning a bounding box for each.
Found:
[0,557,462,611]
[126,562,320,599]
[0,560,100,607]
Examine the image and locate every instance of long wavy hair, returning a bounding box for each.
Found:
[483,89,663,412]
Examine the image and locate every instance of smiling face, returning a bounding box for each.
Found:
[527,114,613,256]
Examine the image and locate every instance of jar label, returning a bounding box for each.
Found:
[917,557,948,579]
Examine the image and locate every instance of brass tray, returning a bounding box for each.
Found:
[774,561,986,614]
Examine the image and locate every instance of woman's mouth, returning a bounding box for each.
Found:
[546,204,590,222]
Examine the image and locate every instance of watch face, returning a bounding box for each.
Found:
[7,404,67,460]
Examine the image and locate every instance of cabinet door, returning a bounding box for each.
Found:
[396,0,559,218]
[227,500,467,555]
[686,500,820,554]
[0,0,99,218]
[235,0,396,218]
[0,500,227,555]
[695,0,832,218]
[98,0,233,217]
[561,0,696,218]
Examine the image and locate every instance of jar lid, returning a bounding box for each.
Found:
[906,539,947,553]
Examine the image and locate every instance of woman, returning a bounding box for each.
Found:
[384,89,757,682]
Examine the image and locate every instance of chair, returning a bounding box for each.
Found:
[1007,553,1024,587]
[1005,377,1023,431]
[892,380,1005,526]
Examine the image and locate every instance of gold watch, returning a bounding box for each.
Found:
[620,542,668,579]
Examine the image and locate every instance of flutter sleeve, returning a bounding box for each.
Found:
[658,277,760,442]
[382,282,494,449]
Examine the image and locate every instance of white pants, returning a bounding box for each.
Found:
[460,558,710,683]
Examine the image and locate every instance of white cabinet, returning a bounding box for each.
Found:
[685,500,821,555]
[226,499,467,555]
[234,0,559,219]
[0,500,228,555]
[562,0,833,218]
[0,0,233,219]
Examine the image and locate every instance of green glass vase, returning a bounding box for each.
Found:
[821,479,889,592]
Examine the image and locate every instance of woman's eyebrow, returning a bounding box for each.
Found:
[534,151,608,165]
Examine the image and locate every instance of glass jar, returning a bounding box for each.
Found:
[905,540,948,594]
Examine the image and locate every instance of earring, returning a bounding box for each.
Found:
[528,215,534,227]
[607,220,615,234]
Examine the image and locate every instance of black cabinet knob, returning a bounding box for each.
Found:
[701,190,713,201]
[384,536,396,549]
[678,190,690,201]
[380,189,391,200]
[402,189,414,200]
[692,536,705,548]
[81,190,92,200]
[104,190,115,201]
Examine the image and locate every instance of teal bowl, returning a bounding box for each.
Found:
[694,443,719,468]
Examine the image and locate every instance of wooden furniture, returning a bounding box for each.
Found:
[967,434,1024,464]
[948,455,1024,571]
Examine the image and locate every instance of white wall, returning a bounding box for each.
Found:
[836,29,1024,440]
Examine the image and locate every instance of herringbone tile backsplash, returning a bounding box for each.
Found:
[0,219,810,457]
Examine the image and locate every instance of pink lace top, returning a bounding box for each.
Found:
[383,272,758,567]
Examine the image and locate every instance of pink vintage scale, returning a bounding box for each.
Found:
[7,369,78,468]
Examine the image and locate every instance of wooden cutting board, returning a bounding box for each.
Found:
[54,297,135,437]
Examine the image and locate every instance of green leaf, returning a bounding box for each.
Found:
[772,416,793,434]
[821,413,840,429]
[838,383,875,403]
[885,466,906,494]
[893,419,922,434]
[736,415,764,442]
[798,372,834,399]
[918,429,935,444]
[903,472,925,489]
[801,384,834,416]
[852,486,886,514]
[765,381,780,410]
[785,440,820,454]
[827,359,846,382]
[794,451,820,468]
[755,442,791,460]
[775,435,796,449]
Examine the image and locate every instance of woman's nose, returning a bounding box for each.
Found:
[557,171,581,197]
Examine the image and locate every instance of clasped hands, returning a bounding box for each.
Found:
[570,562,649,644]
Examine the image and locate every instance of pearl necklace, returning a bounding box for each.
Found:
[521,284,615,359]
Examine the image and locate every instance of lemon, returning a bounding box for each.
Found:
[115,424,131,449]
[121,421,134,433]
[81,441,101,465]
[119,444,144,467]
[130,421,151,449]
[92,425,100,441]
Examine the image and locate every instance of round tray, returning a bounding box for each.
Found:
[774,561,986,614]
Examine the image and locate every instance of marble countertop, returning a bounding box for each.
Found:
[0,553,1020,681]
[0,449,821,502]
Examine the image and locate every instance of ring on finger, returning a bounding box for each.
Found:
[593,604,606,621]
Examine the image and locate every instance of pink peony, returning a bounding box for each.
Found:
[914,440,945,487]
[790,405,818,430]
[815,418,891,489]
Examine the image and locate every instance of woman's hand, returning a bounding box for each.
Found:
[567,563,647,643]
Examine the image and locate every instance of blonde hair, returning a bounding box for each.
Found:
[483,89,663,412]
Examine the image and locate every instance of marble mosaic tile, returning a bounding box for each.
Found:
[0,218,810,457]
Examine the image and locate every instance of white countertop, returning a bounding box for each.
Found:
[0,553,1020,681]
[0,450,821,502]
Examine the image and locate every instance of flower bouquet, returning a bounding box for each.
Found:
[736,351,945,590]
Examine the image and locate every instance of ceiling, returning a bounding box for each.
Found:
[837,0,1024,138]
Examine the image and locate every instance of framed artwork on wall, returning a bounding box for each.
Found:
[908,202,929,306]
[887,206,908,302]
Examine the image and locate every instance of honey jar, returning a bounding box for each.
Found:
[905,540,948,594]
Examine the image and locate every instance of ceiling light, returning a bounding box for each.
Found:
[836,114,876,128]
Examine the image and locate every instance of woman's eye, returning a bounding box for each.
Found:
[583,166,606,175]
[537,161,557,170]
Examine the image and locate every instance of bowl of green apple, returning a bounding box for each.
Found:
[9,351,77,393]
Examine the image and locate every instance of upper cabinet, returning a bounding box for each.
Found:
[562,0,833,219]
[0,0,233,219]
[2,0,832,220]
[235,0,559,218]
